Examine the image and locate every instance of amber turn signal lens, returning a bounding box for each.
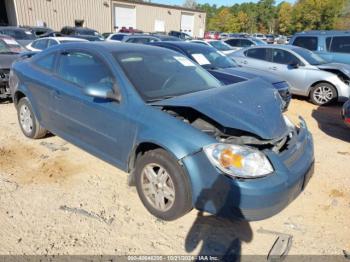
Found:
[219,149,243,168]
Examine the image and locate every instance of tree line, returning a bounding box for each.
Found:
[185,0,350,35]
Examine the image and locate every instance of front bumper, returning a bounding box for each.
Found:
[182,121,314,221]
[335,80,350,102]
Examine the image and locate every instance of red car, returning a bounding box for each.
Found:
[204,31,220,40]
[342,99,350,127]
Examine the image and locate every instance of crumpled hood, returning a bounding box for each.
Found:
[318,63,350,77]
[152,79,287,140]
[0,54,19,69]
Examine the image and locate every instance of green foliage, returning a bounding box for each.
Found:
[197,0,349,35]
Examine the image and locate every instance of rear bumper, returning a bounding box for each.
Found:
[182,122,314,221]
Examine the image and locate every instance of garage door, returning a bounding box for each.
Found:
[114,4,136,31]
[180,13,194,36]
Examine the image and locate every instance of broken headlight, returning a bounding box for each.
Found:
[204,144,274,178]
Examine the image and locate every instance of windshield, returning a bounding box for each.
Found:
[293,48,327,65]
[0,39,23,53]
[114,51,221,101]
[187,48,238,69]
[209,41,232,51]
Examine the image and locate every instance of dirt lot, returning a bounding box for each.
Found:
[0,97,349,257]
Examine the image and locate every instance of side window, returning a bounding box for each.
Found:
[225,39,239,46]
[292,36,318,51]
[330,36,350,53]
[35,53,56,71]
[33,39,48,50]
[47,39,58,47]
[57,51,114,88]
[240,39,253,47]
[272,49,299,65]
[326,37,332,51]
[245,48,268,61]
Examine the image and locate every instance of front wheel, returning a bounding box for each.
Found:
[17,97,47,139]
[310,83,337,105]
[135,149,192,220]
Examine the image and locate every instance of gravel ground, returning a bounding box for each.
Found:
[0,97,349,258]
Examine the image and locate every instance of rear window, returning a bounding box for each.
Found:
[225,39,240,47]
[292,36,318,51]
[329,36,350,53]
[111,34,127,41]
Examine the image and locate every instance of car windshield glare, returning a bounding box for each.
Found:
[293,48,326,65]
[188,49,237,69]
[210,41,232,51]
[114,51,221,102]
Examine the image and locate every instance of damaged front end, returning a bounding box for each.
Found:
[151,80,314,220]
[318,63,350,85]
[161,105,296,154]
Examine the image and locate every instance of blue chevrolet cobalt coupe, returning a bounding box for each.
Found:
[10,42,314,221]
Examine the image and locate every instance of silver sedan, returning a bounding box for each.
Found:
[232,45,350,105]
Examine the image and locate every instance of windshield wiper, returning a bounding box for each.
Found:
[146,95,175,103]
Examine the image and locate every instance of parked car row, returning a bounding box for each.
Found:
[205,31,290,45]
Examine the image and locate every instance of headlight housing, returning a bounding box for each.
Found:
[204,144,274,179]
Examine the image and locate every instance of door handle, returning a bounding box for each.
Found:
[242,60,248,64]
[269,67,277,71]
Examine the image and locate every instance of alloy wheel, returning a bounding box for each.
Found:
[19,104,33,134]
[313,85,334,104]
[141,163,176,212]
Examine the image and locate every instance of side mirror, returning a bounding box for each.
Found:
[84,82,121,102]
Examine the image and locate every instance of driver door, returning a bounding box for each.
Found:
[50,49,136,168]
[270,48,307,95]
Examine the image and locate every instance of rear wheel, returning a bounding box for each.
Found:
[17,97,47,139]
[310,83,337,105]
[135,149,192,220]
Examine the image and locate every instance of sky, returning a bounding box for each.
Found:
[152,0,295,6]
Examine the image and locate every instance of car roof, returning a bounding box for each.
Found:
[0,34,15,39]
[294,30,350,36]
[246,44,304,51]
[0,26,29,31]
[125,35,158,39]
[39,42,177,55]
[36,36,88,42]
[150,41,214,51]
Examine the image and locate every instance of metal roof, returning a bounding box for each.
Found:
[113,0,206,13]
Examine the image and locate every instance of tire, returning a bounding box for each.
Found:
[310,82,337,105]
[135,148,192,220]
[17,97,47,139]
